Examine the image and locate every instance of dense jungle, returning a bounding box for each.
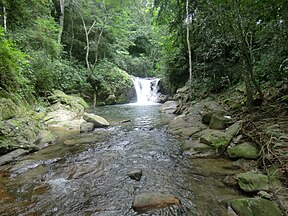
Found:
[0,0,288,215]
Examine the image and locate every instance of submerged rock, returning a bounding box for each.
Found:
[227,142,259,159]
[132,192,180,211]
[0,149,29,166]
[128,170,142,181]
[229,197,282,216]
[236,171,281,192]
[83,113,109,128]
[80,122,95,133]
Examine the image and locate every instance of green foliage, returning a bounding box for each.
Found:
[0,27,33,99]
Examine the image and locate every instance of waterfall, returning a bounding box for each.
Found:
[132,77,160,105]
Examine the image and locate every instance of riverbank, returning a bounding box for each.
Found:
[161,82,288,215]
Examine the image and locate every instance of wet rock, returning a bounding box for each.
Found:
[182,140,217,158]
[159,101,178,114]
[80,122,95,133]
[227,142,259,159]
[200,130,232,151]
[236,171,281,193]
[132,192,180,211]
[83,113,109,128]
[35,130,57,149]
[64,132,108,145]
[223,175,238,187]
[128,170,142,181]
[0,149,28,166]
[226,122,242,137]
[229,197,282,216]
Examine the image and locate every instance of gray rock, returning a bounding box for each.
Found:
[132,193,180,211]
[128,170,142,181]
[83,113,109,128]
[35,130,57,149]
[80,122,95,133]
[227,142,259,159]
[159,101,178,114]
[229,197,282,216]
[209,114,229,130]
[226,122,242,137]
[0,149,28,166]
[106,94,116,105]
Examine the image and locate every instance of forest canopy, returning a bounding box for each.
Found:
[0,0,287,108]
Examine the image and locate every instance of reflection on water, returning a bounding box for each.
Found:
[0,104,241,215]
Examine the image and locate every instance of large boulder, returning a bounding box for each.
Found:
[132,193,180,211]
[0,117,41,155]
[83,113,109,128]
[227,142,259,159]
[236,171,281,193]
[229,197,282,216]
[200,130,232,151]
[159,101,178,114]
[48,90,88,113]
[0,98,18,121]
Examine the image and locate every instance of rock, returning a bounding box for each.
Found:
[83,113,109,128]
[0,117,41,155]
[171,126,203,138]
[80,122,95,133]
[63,132,108,145]
[128,170,142,181]
[227,142,259,159]
[223,175,238,187]
[159,101,178,114]
[202,112,214,125]
[257,190,273,199]
[48,90,88,112]
[35,130,57,149]
[229,197,282,216]
[0,149,28,166]
[209,114,230,130]
[226,122,242,137]
[0,98,18,121]
[200,130,232,151]
[132,193,180,211]
[236,171,281,193]
[182,140,217,158]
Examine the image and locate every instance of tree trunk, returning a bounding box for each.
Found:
[3,6,7,33]
[58,0,65,44]
[93,89,97,108]
[69,17,74,61]
[186,0,193,89]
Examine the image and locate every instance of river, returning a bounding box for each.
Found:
[0,104,241,215]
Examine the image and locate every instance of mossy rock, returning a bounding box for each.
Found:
[229,197,282,216]
[236,171,281,192]
[48,90,88,112]
[0,117,41,155]
[0,98,18,121]
[200,130,232,151]
[227,142,259,159]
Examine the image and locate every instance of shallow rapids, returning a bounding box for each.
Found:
[0,104,240,215]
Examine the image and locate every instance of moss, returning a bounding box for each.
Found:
[0,98,18,120]
[229,197,282,216]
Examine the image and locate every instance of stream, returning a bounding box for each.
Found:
[0,104,241,215]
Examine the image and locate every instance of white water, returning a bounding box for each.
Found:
[132,77,160,105]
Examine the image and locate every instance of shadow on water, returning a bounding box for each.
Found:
[0,104,242,215]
